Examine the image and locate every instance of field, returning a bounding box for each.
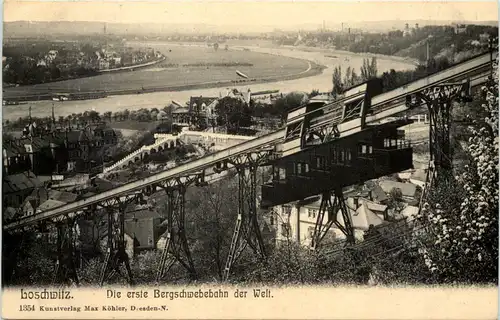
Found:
[3,43,311,99]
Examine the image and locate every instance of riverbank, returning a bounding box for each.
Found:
[287,45,421,66]
[3,57,167,102]
[99,56,166,73]
[3,44,314,103]
[3,60,323,103]
[2,45,415,121]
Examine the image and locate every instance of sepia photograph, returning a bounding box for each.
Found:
[1,0,498,318]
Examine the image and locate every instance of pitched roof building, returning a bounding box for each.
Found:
[3,170,43,208]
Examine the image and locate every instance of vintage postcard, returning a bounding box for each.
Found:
[1,0,498,319]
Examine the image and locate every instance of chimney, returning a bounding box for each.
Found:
[353,197,359,208]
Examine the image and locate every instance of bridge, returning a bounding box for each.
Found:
[3,51,497,286]
[103,131,254,173]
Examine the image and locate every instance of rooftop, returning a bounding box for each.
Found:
[125,209,162,220]
[172,107,190,114]
[350,204,386,231]
[410,169,428,183]
[48,189,78,203]
[3,171,42,193]
[361,198,388,213]
[38,199,66,211]
[379,180,418,198]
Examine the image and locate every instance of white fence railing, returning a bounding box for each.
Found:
[104,131,254,174]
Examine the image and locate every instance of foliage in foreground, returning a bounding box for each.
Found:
[417,56,499,284]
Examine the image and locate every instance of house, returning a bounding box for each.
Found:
[37,199,66,212]
[409,169,427,188]
[112,56,121,65]
[3,141,31,175]
[479,33,491,44]
[397,170,413,180]
[400,205,419,219]
[360,198,388,220]
[15,123,116,175]
[350,201,387,231]
[403,23,412,37]
[37,59,48,67]
[50,173,90,192]
[190,96,218,114]
[3,207,19,222]
[88,177,120,193]
[3,170,42,208]
[370,184,389,204]
[124,209,165,252]
[171,107,191,126]
[274,194,388,247]
[99,233,135,260]
[454,24,467,34]
[21,199,37,216]
[379,180,419,205]
[20,187,49,217]
[185,96,219,127]
[88,123,118,145]
[47,189,78,203]
[98,59,110,70]
[48,50,59,60]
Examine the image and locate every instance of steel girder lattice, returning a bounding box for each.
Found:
[6,211,80,285]
[415,81,472,178]
[156,177,199,283]
[52,220,79,285]
[98,194,140,286]
[223,152,271,281]
[310,187,355,250]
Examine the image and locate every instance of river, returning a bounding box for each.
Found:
[2,44,415,121]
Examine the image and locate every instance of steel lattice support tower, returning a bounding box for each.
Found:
[223,152,271,281]
[52,220,79,285]
[310,187,355,249]
[156,178,199,283]
[414,80,472,178]
[98,194,141,286]
[99,205,134,286]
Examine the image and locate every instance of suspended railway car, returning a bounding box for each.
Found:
[280,78,383,157]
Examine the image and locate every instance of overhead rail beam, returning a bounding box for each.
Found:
[4,51,496,231]
[4,130,283,230]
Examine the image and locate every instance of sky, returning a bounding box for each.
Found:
[4,1,499,28]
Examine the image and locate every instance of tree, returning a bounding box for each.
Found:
[273,92,308,122]
[332,66,344,95]
[343,66,360,88]
[185,179,238,280]
[88,110,100,123]
[309,89,320,98]
[103,111,112,122]
[122,109,130,121]
[388,187,405,215]
[360,57,378,81]
[417,55,498,283]
[214,97,252,133]
[213,43,219,51]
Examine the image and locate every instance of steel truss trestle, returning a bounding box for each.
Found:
[311,187,355,250]
[156,175,202,283]
[415,81,472,177]
[98,196,139,286]
[52,220,79,285]
[223,152,271,281]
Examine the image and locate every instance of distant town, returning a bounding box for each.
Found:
[3,39,164,86]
